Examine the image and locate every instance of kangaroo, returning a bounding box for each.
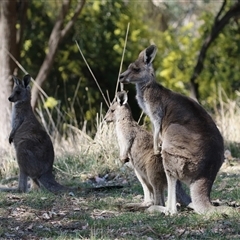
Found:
[7,74,68,193]
[119,45,231,215]
[104,90,192,209]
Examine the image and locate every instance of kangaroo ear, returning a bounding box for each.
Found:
[144,45,157,65]
[117,91,128,106]
[12,76,21,86]
[22,74,31,88]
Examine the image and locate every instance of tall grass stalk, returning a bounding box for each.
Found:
[115,22,130,94]
[215,88,240,157]
[75,40,110,108]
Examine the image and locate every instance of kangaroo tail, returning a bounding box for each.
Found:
[0,187,19,192]
[176,180,193,208]
[37,172,69,194]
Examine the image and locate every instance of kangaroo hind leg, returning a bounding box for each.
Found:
[147,155,166,206]
[176,180,192,208]
[190,178,214,214]
[134,169,153,206]
[30,178,40,191]
[18,170,28,193]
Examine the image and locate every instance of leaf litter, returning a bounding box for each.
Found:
[0,161,239,239]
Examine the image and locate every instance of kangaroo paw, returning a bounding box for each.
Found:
[147,205,167,214]
[154,149,161,155]
[120,157,130,164]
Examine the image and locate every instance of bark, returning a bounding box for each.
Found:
[0,1,17,147]
[31,0,86,109]
[16,0,28,63]
[190,0,240,100]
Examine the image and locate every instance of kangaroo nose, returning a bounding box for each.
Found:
[119,73,126,83]
[119,74,124,81]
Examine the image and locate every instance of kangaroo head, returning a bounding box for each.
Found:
[8,74,31,103]
[119,45,157,84]
[104,91,132,123]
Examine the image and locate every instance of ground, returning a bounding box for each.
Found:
[0,160,239,240]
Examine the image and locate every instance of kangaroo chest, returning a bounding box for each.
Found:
[136,94,152,116]
[11,106,17,128]
[11,105,24,130]
[115,123,133,148]
[136,94,163,129]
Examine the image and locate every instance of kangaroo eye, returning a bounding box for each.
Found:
[133,67,140,72]
[111,109,115,113]
[15,90,21,94]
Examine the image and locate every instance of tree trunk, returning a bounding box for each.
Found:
[0,1,17,148]
[31,0,86,109]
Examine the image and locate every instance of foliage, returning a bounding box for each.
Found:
[19,0,240,134]
[21,0,151,134]
[152,4,240,109]
[153,22,200,96]
[198,12,240,105]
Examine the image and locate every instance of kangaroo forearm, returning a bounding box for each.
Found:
[9,129,15,144]
[119,145,131,160]
[9,119,24,143]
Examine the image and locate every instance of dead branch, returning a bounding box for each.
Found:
[61,0,86,38]
[190,0,240,100]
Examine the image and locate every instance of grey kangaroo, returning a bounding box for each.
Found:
[119,45,230,215]
[8,74,67,193]
[104,90,192,209]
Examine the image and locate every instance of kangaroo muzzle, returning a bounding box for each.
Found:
[8,96,14,102]
[119,73,129,84]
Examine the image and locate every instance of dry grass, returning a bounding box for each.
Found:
[0,162,239,239]
[2,90,240,181]
[216,92,240,143]
[215,91,240,158]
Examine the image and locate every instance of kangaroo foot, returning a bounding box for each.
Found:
[154,149,161,155]
[124,201,152,211]
[146,205,167,214]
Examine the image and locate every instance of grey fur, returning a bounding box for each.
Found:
[104,91,192,209]
[119,45,228,215]
[8,74,67,193]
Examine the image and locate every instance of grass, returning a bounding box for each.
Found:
[0,167,239,239]
[1,86,240,239]
[0,116,240,239]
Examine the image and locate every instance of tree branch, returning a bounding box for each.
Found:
[61,0,86,38]
[214,0,227,24]
[48,0,70,46]
[190,1,240,100]
[16,0,28,74]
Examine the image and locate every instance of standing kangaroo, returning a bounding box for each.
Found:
[8,74,67,193]
[119,45,229,215]
[104,91,192,209]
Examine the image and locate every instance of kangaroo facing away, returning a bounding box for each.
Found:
[7,74,67,193]
[104,90,192,209]
[119,45,231,215]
